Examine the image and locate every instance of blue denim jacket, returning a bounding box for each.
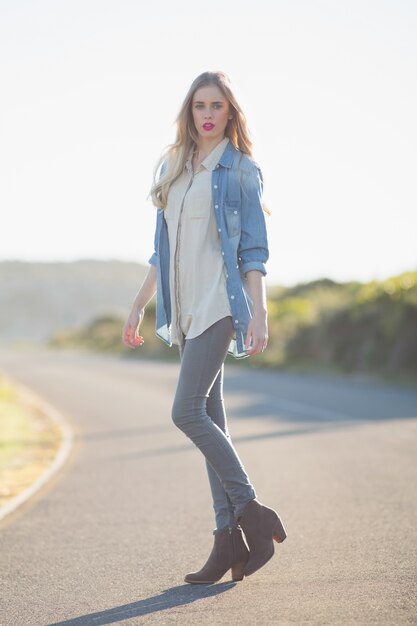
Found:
[148,140,269,358]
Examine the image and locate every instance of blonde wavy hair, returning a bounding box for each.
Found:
[150,71,253,209]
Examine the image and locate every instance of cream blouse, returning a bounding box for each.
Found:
[164,136,232,345]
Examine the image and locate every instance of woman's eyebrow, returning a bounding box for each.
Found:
[193,100,225,105]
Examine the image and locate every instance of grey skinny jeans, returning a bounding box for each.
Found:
[172,316,256,532]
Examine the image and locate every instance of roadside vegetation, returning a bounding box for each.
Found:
[48,270,417,384]
[0,375,62,508]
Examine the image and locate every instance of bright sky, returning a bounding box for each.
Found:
[1,0,416,286]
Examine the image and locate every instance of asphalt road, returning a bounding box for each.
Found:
[0,348,416,626]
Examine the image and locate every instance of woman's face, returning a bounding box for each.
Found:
[191,85,231,143]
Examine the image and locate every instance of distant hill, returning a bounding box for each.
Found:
[0,260,148,342]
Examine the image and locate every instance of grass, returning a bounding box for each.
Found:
[0,373,62,508]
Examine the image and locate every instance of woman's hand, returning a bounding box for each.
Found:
[245,310,268,356]
[122,265,157,350]
[122,307,145,349]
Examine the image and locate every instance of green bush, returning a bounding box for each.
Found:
[49,270,417,379]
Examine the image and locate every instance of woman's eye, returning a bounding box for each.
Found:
[194,103,224,110]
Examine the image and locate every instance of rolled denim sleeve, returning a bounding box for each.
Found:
[238,163,269,276]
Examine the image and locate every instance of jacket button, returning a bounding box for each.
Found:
[218,228,221,232]
[222,251,225,255]
[214,184,218,189]
[215,204,219,209]
[231,295,235,299]
[233,210,238,214]
[235,319,239,324]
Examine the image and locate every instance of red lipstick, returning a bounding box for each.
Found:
[203,123,214,131]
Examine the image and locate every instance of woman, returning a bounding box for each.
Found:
[122,71,286,584]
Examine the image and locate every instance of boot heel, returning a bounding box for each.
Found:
[231,561,245,582]
[272,517,287,543]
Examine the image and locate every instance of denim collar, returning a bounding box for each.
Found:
[218,140,239,169]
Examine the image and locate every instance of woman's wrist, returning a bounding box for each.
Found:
[132,301,144,315]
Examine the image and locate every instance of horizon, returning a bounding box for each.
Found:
[1,257,415,289]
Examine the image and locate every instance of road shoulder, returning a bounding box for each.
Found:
[0,372,74,522]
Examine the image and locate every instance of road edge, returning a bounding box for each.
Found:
[0,379,74,523]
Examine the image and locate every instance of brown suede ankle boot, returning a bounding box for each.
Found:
[238,499,287,576]
[184,526,249,584]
